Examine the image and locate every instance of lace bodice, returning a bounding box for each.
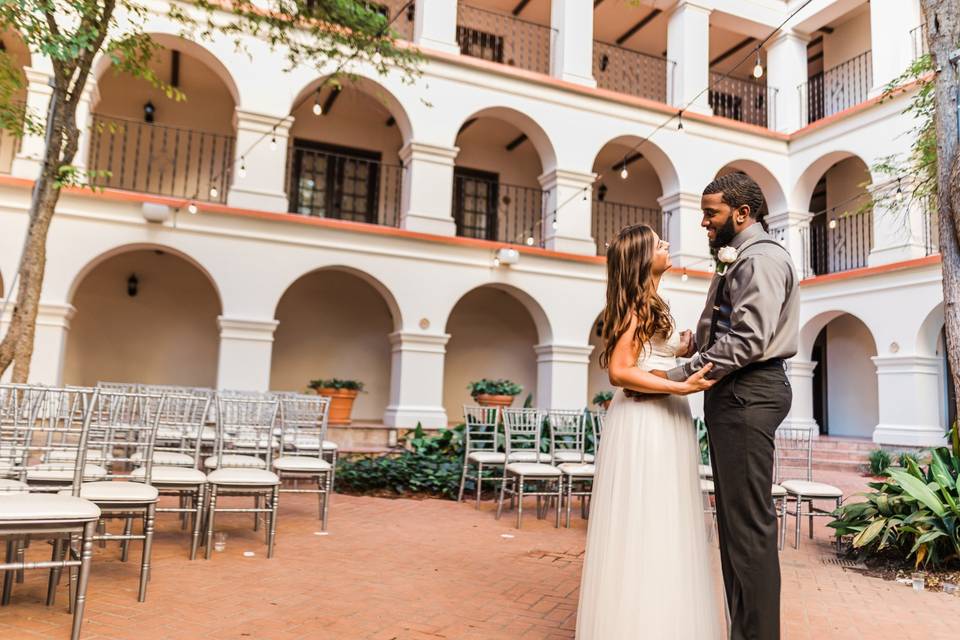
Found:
[636,330,681,372]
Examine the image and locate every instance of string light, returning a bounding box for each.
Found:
[681,269,689,282]
[828,219,838,230]
[525,234,535,246]
[269,129,277,151]
[552,217,559,231]
[619,162,629,180]
[312,91,323,116]
[677,110,684,132]
[752,51,764,79]
[493,257,501,267]
[187,203,198,215]
[239,158,247,179]
[208,186,218,199]
[894,178,904,203]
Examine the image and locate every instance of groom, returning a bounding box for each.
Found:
[655,172,798,639]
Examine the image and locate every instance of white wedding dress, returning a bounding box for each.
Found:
[576,329,726,640]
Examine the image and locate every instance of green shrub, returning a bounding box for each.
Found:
[309,378,364,391]
[830,425,960,568]
[467,378,522,397]
[898,451,920,469]
[868,449,892,476]
[592,390,614,407]
[695,417,710,465]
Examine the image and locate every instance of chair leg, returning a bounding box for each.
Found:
[516,476,525,529]
[554,479,562,528]
[457,461,468,503]
[138,504,156,602]
[190,484,205,561]
[564,477,573,528]
[15,540,25,583]
[321,471,331,531]
[205,485,219,560]
[267,485,280,559]
[70,522,96,640]
[475,463,483,509]
[794,496,804,549]
[96,519,107,548]
[2,539,16,606]
[45,537,64,606]
[253,495,261,532]
[495,472,508,521]
[120,517,134,562]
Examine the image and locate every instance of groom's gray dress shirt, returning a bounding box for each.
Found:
[667,224,799,381]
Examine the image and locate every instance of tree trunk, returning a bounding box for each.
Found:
[921,0,960,426]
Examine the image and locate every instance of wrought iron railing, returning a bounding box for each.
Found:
[88,115,234,203]
[456,3,555,75]
[798,51,873,125]
[805,206,873,276]
[593,42,674,103]
[287,144,403,227]
[708,73,776,128]
[923,193,939,256]
[911,23,929,61]
[452,174,546,246]
[592,201,664,256]
[378,0,416,42]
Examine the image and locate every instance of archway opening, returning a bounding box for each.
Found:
[0,29,30,174]
[811,313,878,438]
[806,156,872,275]
[270,269,394,422]
[64,249,221,387]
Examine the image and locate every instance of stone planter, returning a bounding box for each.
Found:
[314,388,359,425]
[474,394,515,409]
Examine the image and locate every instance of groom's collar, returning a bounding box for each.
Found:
[729,223,765,250]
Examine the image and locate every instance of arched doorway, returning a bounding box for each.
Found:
[64,248,222,386]
[586,313,612,410]
[0,29,30,174]
[444,286,541,422]
[270,269,395,422]
[805,156,872,275]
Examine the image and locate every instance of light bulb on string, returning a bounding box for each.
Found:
[269,131,277,151]
[493,257,501,267]
[677,110,684,133]
[752,51,764,79]
[525,234,535,246]
[238,158,247,179]
[312,91,322,116]
[209,186,218,199]
[552,217,559,231]
[681,269,688,283]
[894,178,904,204]
[187,202,198,215]
[828,219,838,230]
[619,162,629,180]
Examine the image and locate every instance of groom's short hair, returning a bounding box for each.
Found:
[703,172,768,230]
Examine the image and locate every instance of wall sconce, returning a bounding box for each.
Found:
[597,184,608,202]
[143,101,155,123]
[127,274,139,297]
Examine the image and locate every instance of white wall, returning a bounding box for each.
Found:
[822,314,878,438]
[823,5,872,70]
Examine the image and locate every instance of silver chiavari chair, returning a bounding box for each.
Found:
[204,396,281,559]
[0,385,100,640]
[130,393,211,559]
[548,410,595,528]
[458,406,504,509]
[495,408,562,529]
[275,395,333,529]
[776,425,843,551]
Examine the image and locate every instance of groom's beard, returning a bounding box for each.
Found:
[709,217,737,250]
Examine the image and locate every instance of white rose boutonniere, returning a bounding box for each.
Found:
[715,246,739,275]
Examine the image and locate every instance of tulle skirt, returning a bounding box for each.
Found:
[576,390,726,640]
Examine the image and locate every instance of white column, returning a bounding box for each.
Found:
[414,0,460,54]
[767,210,812,278]
[11,68,53,179]
[216,316,279,391]
[869,0,923,96]
[383,332,449,429]
[71,81,97,178]
[226,111,293,212]
[667,2,712,114]
[872,355,946,447]
[23,303,76,385]
[549,0,596,87]
[658,191,711,269]
[539,169,596,255]
[780,359,820,435]
[535,343,593,410]
[766,31,809,133]
[867,181,927,267]
[399,142,458,236]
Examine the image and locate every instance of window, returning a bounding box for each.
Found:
[457,26,504,64]
[289,141,381,223]
[453,168,499,241]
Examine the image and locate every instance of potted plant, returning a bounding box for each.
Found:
[592,390,614,411]
[468,379,522,408]
[308,378,364,424]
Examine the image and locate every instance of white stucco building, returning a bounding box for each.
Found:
[0,0,950,447]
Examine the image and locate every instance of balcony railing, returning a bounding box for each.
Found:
[804,207,873,277]
[798,51,873,125]
[592,201,664,256]
[911,23,929,61]
[287,144,403,227]
[456,3,554,75]
[379,0,416,42]
[708,73,776,128]
[452,174,546,246]
[593,42,674,103]
[923,193,939,256]
[88,115,234,203]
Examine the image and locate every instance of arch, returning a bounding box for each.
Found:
[271,265,402,333]
[588,135,679,196]
[714,159,788,215]
[791,150,868,212]
[290,74,414,143]
[91,33,240,107]
[452,106,558,174]
[917,303,945,357]
[0,28,31,71]
[799,309,878,361]
[442,282,552,345]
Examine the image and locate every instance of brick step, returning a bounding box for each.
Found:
[811,449,873,462]
[811,459,865,472]
[810,438,876,452]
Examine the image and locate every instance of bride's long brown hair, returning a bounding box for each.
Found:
[599,224,674,369]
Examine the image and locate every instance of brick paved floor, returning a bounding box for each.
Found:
[1,470,958,639]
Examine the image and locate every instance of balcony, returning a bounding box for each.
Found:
[452,171,546,246]
[592,201,664,256]
[593,42,673,104]
[799,51,873,125]
[911,23,929,61]
[456,3,554,76]
[804,206,873,277]
[87,115,234,203]
[708,73,776,129]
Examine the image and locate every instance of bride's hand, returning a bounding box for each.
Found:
[678,330,695,358]
[681,363,715,395]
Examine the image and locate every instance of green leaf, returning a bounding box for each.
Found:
[889,468,946,517]
[853,519,886,548]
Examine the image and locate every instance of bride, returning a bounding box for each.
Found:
[576,224,726,639]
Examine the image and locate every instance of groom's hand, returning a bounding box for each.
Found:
[678,330,696,358]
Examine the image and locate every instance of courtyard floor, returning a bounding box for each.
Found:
[1,469,957,639]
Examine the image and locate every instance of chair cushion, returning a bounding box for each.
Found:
[505,462,561,476]
[46,449,109,464]
[273,456,332,472]
[468,451,506,464]
[507,452,552,463]
[701,479,715,493]
[207,468,280,486]
[131,451,195,467]
[131,466,206,485]
[771,483,787,497]
[781,479,843,498]
[0,479,28,494]
[553,452,595,463]
[204,454,266,470]
[155,426,184,440]
[322,440,339,451]
[63,481,159,503]
[0,494,100,521]
[26,463,108,483]
[698,464,713,478]
[559,463,595,476]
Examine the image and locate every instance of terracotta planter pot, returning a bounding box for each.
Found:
[314,388,359,425]
[600,400,611,411]
[474,394,515,408]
